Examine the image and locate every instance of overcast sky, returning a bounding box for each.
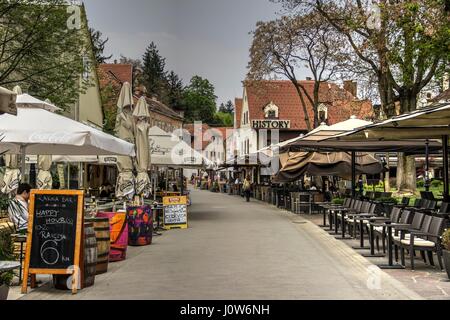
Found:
[83,0,298,106]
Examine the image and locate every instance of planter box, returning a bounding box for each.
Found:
[443,250,450,280]
[0,284,9,300]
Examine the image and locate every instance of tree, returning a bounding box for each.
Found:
[164,71,185,111]
[248,12,343,129]
[214,112,234,127]
[219,100,234,114]
[183,76,217,124]
[278,0,450,192]
[0,1,89,109]
[142,42,167,100]
[90,28,112,64]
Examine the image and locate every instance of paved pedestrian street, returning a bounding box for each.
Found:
[16,189,422,300]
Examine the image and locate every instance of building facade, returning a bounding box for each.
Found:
[230,80,374,159]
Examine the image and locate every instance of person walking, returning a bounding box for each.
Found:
[243,175,252,202]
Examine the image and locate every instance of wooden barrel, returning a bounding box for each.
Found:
[53,223,97,290]
[97,212,128,262]
[85,217,110,275]
[127,206,153,246]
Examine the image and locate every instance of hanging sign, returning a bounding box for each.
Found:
[21,190,84,294]
[163,196,188,230]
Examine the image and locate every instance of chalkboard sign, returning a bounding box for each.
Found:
[163,196,188,230]
[22,190,84,294]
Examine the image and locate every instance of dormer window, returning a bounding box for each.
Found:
[318,103,328,123]
[264,102,279,119]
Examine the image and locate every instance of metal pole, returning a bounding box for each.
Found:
[443,135,449,202]
[20,145,26,183]
[180,168,184,195]
[67,163,70,190]
[425,140,430,192]
[351,151,356,197]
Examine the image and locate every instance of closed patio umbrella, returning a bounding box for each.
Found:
[115,82,136,199]
[133,97,151,197]
[36,155,52,190]
[0,87,17,116]
[1,154,21,195]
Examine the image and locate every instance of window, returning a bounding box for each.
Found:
[264,102,279,119]
[318,103,328,123]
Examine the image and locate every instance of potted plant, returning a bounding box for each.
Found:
[0,230,15,300]
[441,229,450,279]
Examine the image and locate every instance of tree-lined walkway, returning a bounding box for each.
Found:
[19,189,421,300]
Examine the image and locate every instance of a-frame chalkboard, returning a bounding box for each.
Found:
[21,190,84,294]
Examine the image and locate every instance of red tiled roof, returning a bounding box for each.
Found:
[235,98,243,129]
[98,64,133,85]
[243,80,374,130]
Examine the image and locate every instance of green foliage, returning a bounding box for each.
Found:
[431,180,443,188]
[164,71,185,111]
[0,230,15,286]
[417,180,425,188]
[183,76,217,124]
[100,83,119,134]
[0,1,91,110]
[332,198,344,205]
[442,229,450,251]
[142,42,167,100]
[89,28,112,64]
[213,112,234,127]
[219,100,234,114]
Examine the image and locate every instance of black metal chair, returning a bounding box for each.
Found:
[397,215,446,270]
[372,209,413,253]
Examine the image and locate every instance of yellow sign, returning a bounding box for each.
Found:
[163,196,188,230]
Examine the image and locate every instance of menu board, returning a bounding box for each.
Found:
[163,196,188,229]
[22,190,84,294]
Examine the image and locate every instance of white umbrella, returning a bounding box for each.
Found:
[0,87,17,116]
[0,107,135,183]
[133,97,151,197]
[15,91,60,113]
[115,83,135,199]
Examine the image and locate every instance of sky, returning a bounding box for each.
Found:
[82,0,290,106]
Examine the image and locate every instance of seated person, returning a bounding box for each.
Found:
[172,183,179,192]
[8,183,32,233]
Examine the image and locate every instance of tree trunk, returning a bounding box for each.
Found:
[396,153,416,193]
[384,153,391,191]
[293,84,312,131]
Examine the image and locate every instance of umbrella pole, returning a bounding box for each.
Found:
[351,151,356,198]
[20,145,26,183]
[425,140,430,192]
[443,135,449,202]
[180,168,184,195]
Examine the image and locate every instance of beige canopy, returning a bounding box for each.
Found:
[274,151,385,183]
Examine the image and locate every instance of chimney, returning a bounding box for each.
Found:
[344,80,358,98]
[114,59,118,64]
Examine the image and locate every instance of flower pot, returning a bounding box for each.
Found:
[443,250,450,280]
[0,284,9,300]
